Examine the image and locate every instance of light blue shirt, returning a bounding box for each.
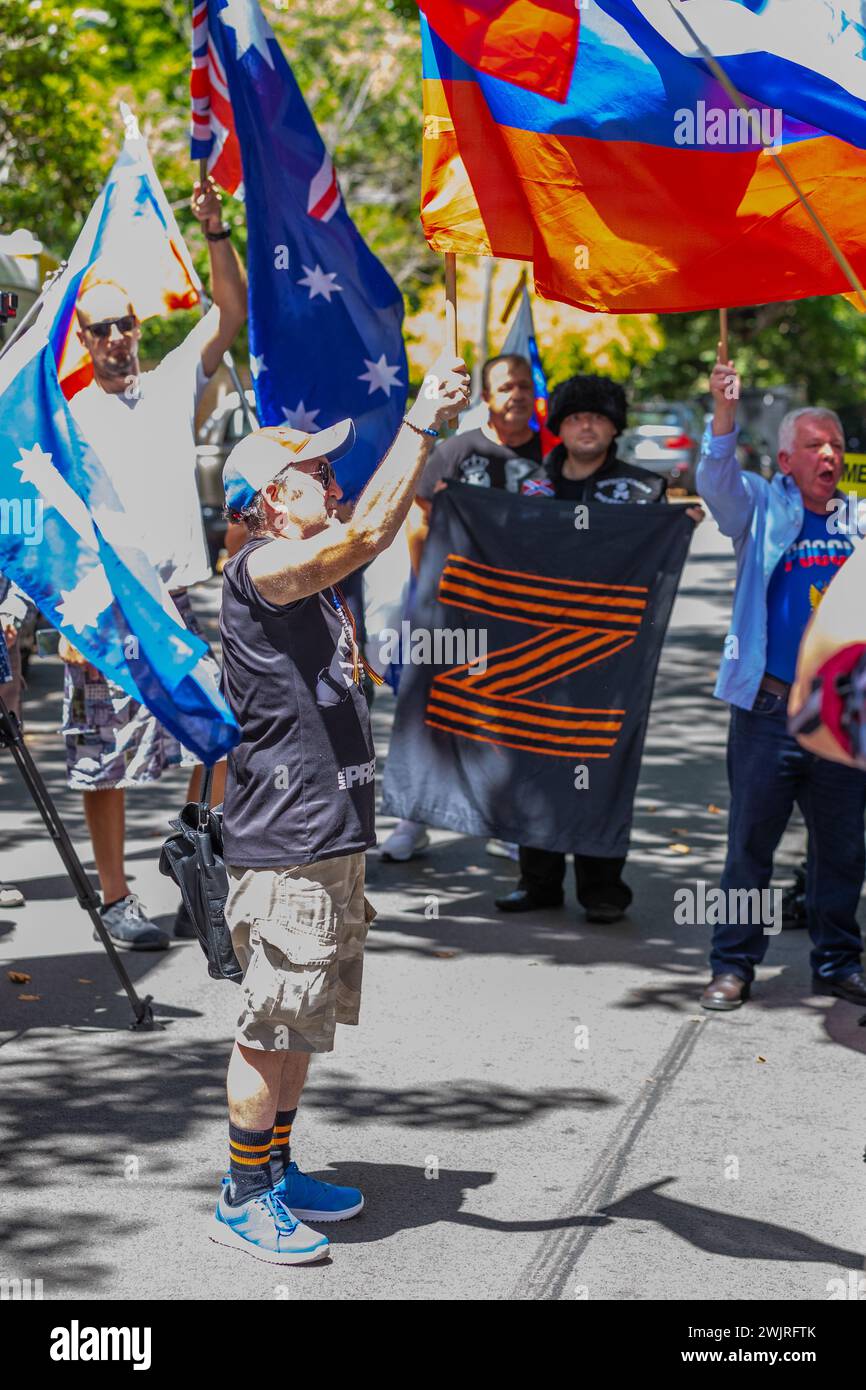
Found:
[696,425,805,710]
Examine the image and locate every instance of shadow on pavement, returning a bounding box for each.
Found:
[300,1070,616,1129]
[300,1161,609,1243]
[603,1177,864,1269]
[0,947,200,1033]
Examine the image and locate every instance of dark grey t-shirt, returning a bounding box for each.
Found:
[416,427,543,501]
[219,539,376,868]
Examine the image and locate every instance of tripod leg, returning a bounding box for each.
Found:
[0,694,155,1029]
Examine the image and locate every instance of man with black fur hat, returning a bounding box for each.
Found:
[523,373,665,505]
[498,372,701,924]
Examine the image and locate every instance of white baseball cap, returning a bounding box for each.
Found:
[223,418,356,511]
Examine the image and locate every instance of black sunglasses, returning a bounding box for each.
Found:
[300,458,334,489]
[83,314,138,339]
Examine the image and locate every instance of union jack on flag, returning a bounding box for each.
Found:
[190,0,244,195]
[186,0,407,501]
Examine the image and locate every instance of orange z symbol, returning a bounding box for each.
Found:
[425,554,649,759]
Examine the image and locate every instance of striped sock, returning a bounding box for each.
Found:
[228,1122,274,1205]
[269,1108,297,1184]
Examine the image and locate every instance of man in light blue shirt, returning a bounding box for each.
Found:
[696,350,866,1010]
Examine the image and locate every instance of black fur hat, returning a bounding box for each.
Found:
[548,374,628,436]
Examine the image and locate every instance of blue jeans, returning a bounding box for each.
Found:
[711,690,866,983]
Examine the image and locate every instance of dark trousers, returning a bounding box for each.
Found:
[518,846,632,911]
[711,689,866,983]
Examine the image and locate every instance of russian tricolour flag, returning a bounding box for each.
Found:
[422,0,866,312]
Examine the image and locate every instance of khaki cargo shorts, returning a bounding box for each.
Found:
[225,852,375,1053]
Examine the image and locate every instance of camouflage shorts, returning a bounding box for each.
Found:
[61,591,217,790]
[225,852,375,1053]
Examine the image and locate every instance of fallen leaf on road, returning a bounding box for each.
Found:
[17,993,40,1001]
[432,950,459,959]
[668,843,690,854]
[7,970,30,984]
[707,804,723,814]
[756,1055,767,1063]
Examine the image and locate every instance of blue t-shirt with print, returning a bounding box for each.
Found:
[765,506,854,683]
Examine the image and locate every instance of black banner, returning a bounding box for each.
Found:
[382,483,692,856]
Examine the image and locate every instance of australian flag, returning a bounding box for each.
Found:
[190,0,408,499]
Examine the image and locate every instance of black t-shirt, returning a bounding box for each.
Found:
[416,427,543,501]
[545,443,667,504]
[219,539,376,868]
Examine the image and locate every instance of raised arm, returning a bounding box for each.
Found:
[190,178,247,379]
[695,347,755,539]
[248,353,470,604]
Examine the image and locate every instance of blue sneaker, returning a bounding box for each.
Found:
[210,1186,330,1265]
[274,1161,364,1222]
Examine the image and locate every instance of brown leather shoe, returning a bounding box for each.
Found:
[700,974,750,1011]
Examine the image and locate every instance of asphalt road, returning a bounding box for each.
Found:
[1,515,864,1302]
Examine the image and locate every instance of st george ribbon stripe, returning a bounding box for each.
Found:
[382,485,692,853]
[442,554,648,595]
[429,687,623,731]
[425,718,614,759]
[426,551,647,758]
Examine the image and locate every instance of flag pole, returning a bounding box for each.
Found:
[666,0,866,311]
[195,155,257,433]
[718,308,729,362]
[444,252,458,354]
[444,253,460,424]
[500,267,528,327]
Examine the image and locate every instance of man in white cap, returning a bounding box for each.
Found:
[211,350,469,1265]
[61,177,246,951]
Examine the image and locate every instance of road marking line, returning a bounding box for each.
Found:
[513,1015,707,1300]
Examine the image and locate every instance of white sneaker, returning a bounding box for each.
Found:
[485,839,519,861]
[380,819,430,862]
[96,894,170,951]
[211,1187,330,1266]
[0,884,25,908]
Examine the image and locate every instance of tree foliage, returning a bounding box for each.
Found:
[2,0,862,406]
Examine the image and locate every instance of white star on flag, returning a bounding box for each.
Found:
[218,0,276,68]
[358,354,403,397]
[250,353,267,380]
[282,400,321,432]
[56,568,113,635]
[13,443,95,550]
[296,264,344,303]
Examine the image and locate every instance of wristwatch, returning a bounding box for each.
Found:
[205,226,232,242]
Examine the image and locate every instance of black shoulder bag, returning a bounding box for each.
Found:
[159,764,242,984]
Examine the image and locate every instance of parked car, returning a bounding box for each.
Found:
[701,412,776,480]
[618,402,703,494]
[195,388,257,566]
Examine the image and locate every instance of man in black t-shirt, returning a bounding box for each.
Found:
[211,351,470,1267]
[416,352,543,503]
[381,354,543,863]
[498,373,701,925]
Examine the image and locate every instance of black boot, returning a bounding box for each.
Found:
[495,889,564,913]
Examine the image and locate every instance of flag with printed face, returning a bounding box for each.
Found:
[55,106,200,400]
[382,483,691,854]
[191,0,408,499]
